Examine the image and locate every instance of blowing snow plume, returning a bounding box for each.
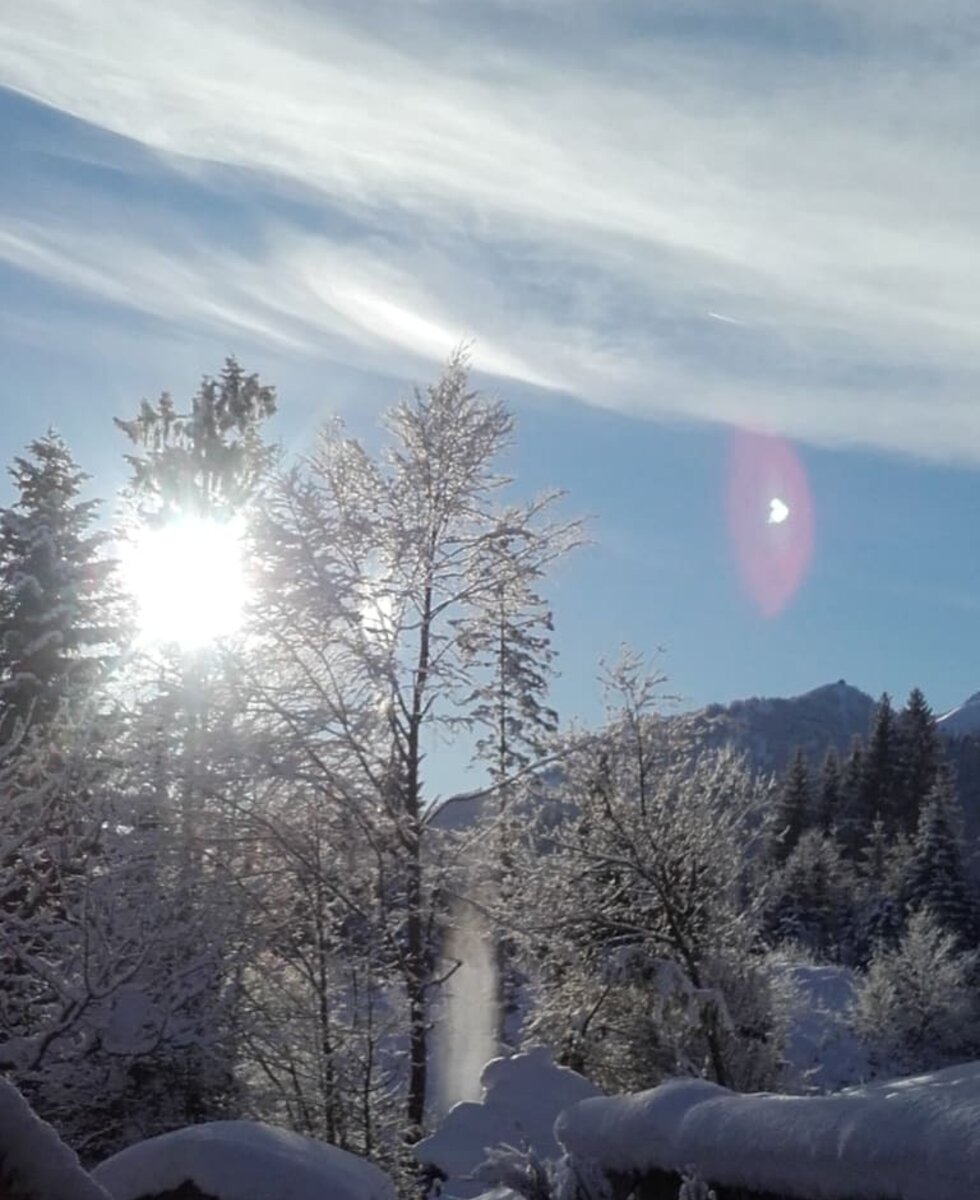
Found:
[433,897,499,1116]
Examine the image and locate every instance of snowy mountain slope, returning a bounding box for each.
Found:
[556,1061,980,1200]
[938,692,980,737]
[673,679,876,774]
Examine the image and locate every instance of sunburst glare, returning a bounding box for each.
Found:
[123,516,250,649]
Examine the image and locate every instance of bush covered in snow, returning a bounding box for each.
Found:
[851,907,979,1076]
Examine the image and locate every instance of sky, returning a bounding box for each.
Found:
[3,0,980,793]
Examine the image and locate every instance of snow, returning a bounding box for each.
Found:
[556,1061,980,1200]
[937,692,980,737]
[778,963,870,1092]
[416,1048,601,1197]
[0,1074,111,1200]
[93,1121,396,1200]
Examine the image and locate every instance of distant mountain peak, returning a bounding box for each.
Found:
[679,681,876,773]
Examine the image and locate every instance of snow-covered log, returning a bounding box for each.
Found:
[555,1062,980,1200]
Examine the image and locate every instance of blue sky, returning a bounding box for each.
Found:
[3,0,980,791]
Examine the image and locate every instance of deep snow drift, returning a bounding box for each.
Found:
[93,1120,395,1200]
[556,1061,980,1200]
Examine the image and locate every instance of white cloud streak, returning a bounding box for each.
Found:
[4,0,980,458]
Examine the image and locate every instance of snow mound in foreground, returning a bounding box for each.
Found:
[93,1121,395,1200]
[416,1047,601,1197]
[556,1061,980,1200]
[0,1075,110,1200]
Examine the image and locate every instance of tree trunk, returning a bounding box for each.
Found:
[403,573,434,1136]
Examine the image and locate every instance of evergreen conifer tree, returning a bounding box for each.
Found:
[895,687,941,838]
[818,747,842,835]
[851,817,906,966]
[766,829,852,960]
[115,358,276,520]
[861,693,898,833]
[836,736,869,859]
[460,552,560,798]
[768,747,810,865]
[0,432,118,741]
[902,768,975,945]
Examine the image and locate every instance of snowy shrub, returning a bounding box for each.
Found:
[852,907,980,1074]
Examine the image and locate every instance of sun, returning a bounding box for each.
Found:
[123,516,250,649]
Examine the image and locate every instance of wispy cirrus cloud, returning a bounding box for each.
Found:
[4,0,980,458]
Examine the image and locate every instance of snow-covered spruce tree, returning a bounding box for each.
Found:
[836,736,869,860]
[764,829,856,962]
[459,545,560,797]
[852,907,979,1075]
[901,768,976,946]
[767,747,810,866]
[457,532,568,1046]
[115,359,276,521]
[0,434,135,1151]
[110,360,278,1136]
[246,350,580,1147]
[859,694,899,835]
[848,817,907,968]
[0,431,119,741]
[894,687,942,840]
[817,747,841,836]
[510,651,784,1095]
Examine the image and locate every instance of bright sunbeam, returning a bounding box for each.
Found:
[123,516,249,649]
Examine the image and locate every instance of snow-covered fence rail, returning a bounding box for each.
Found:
[555,1063,980,1200]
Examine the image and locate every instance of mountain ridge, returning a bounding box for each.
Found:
[671,679,877,774]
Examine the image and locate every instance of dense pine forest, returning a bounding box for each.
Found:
[1,355,979,1197]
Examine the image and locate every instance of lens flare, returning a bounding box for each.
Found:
[768,497,790,525]
[726,430,813,617]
